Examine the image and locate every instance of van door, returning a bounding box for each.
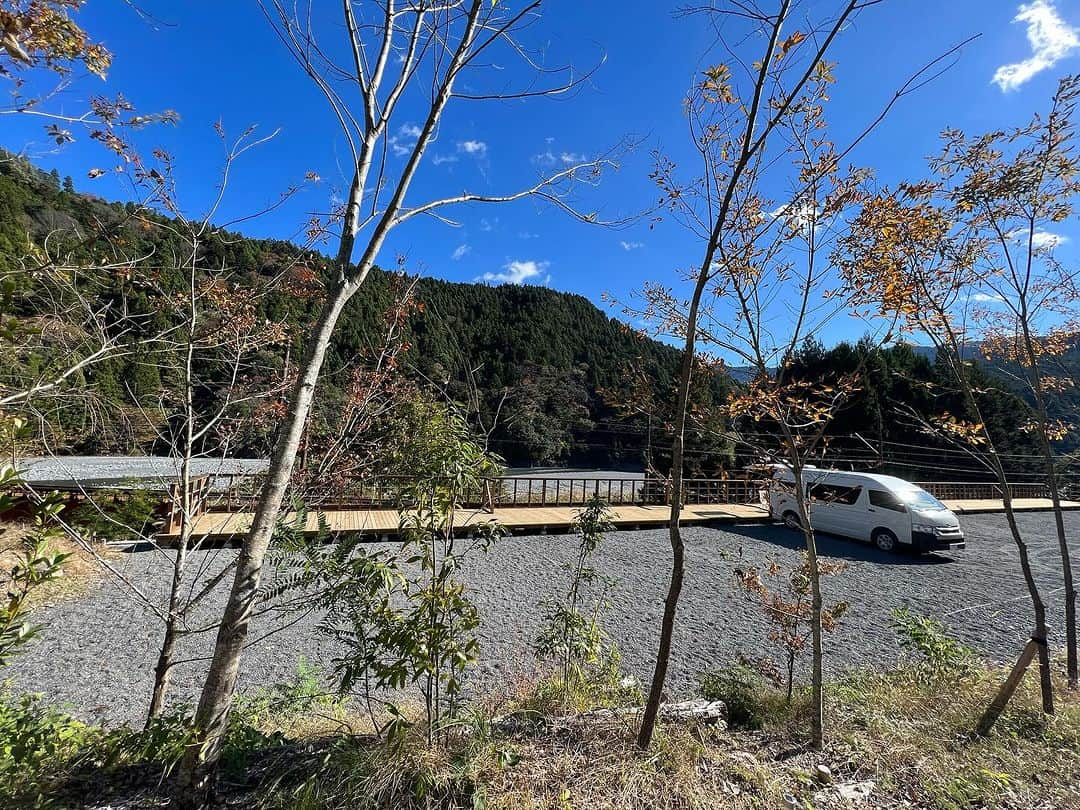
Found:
[807,482,862,537]
[867,488,911,545]
[828,485,868,540]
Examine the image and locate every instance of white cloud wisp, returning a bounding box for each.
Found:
[993,1,1079,92]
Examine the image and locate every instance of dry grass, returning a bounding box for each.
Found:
[5,650,1077,809]
[815,663,1080,809]
[259,661,1080,810]
[0,522,113,606]
[477,720,776,810]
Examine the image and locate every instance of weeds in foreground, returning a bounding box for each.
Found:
[698,662,811,731]
[0,660,345,808]
[4,621,1080,809]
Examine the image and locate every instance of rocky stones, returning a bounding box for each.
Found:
[835,780,875,803]
[657,698,727,725]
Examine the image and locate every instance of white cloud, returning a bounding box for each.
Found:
[451,244,471,261]
[972,292,1007,303]
[769,201,822,235]
[620,240,645,251]
[432,153,458,166]
[533,147,587,167]
[1008,227,1069,249]
[479,217,496,232]
[1032,229,1069,249]
[993,1,1080,92]
[533,149,557,167]
[458,140,488,157]
[390,123,423,157]
[476,259,549,285]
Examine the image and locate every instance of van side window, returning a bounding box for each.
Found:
[869,489,905,512]
[808,483,862,505]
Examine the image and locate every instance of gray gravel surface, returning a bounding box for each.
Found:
[17,456,269,488]
[4,510,1074,727]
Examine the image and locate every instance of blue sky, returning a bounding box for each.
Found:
[5,0,1080,348]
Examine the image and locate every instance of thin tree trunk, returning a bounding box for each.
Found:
[786,652,795,703]
[806,533,824,750]
[936,339,1055,723]
[1035,417,1076,688]
[148,247,199,725]
[147,618,180,723]
[636,330,694,749]
[148,471,191,723]
[1020,322,1077,688]
[998,490,1054,718]
[790,463,824,749]
[174,283,352,804]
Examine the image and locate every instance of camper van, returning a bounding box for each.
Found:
[768,468,965,554]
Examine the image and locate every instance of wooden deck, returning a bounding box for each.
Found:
[944,498,1080,514]
[166,498,1080,541]
[180,502,770,540]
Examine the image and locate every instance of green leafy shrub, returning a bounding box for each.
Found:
[0,690,190,807]
[891,607,976,683]
[1,467,71,666]
[534,497,620,707]
[697,662,803,730]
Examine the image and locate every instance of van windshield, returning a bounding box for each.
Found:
[898,489,947,511]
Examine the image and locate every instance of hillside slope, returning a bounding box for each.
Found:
[0,151,713,467]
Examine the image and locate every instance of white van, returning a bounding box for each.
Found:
[768,468,965,554]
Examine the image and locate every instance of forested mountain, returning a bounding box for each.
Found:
[781,340,1044,481]
[0,151,1046,476]
[0,151,717,468]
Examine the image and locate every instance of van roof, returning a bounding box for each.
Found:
[770,467,921,490]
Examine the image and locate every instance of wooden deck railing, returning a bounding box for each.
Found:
[38,473,1047,527]
[913,481,1050,501]
[201,473,767,511]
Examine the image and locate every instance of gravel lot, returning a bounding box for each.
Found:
[4,510,1075,727]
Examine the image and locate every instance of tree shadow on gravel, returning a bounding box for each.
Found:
[710,522,958,566]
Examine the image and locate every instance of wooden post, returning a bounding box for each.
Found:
[166,483,180,534]
[976,637,1040,736]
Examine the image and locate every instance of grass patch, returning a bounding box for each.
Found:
[1,523,112,607]
[821,663,1080,809]
[2,657,1079,808]
[698,662,811,731]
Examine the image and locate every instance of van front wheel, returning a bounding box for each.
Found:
[782,511,802,531]
[873,528,898,553]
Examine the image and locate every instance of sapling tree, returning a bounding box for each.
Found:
[929,77,1079,689]
[735,555,848,703]
[622,0,968,749]
[134,140,292,725]
[271,394,504,746]
[836,80,1080,723]
[625,0,969,749]
[178,2,617,797]
[534,497,617,700]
